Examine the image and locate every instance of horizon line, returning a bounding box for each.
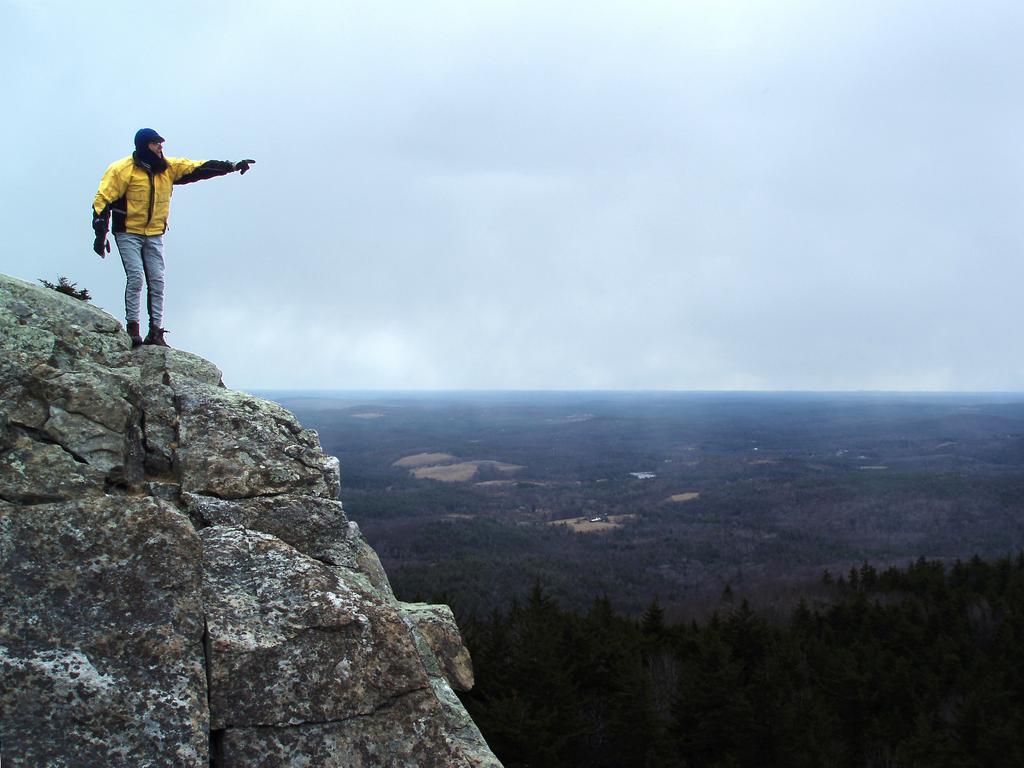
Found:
[243,387,1024,397]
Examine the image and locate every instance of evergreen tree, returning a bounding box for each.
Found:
[459,553,1024,767]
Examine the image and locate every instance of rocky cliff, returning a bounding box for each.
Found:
[0,274,501,767]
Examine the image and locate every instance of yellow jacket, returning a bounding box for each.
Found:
[93,156,235,235]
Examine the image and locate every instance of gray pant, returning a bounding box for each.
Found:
[114,233,165,328]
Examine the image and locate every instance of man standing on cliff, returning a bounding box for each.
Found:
[92,128,255,347]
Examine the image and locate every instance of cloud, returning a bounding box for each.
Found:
[4,0,1024,390]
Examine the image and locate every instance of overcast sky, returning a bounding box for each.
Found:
[3,0,1023,391]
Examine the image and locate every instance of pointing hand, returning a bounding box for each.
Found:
[234,159,256,175]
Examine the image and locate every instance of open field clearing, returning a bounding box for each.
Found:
[412,460,524,482]
[666,492,701,503]
[549,514,637,533]
[393,452,458,468]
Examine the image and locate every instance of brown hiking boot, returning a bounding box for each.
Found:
[143,326,170,348]
[126,321,143,348]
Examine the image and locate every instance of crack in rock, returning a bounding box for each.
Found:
[221,684,432,732]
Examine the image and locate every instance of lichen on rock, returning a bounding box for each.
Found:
[0,496,208,766]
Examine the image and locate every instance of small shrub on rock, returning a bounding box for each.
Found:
[39,276,91,302]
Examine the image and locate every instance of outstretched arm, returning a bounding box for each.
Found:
[172,158,256,185]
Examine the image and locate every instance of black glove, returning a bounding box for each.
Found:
[234,159,256,175]
[93,234,110,258]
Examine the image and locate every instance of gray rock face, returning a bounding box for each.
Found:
[0,431,108,503]
[202,526,427,729]
[219,689,479,768]
[0,274,500,767]
[1,275,143,497]
[401,603,476,693]
[175,381,341,500]
[181,493,388,582]
[0,497,207,766]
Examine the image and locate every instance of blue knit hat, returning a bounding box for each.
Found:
[134,128,165,149]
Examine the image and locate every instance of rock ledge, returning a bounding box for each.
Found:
[0,274,500,767]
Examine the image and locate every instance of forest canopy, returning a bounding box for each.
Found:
[459,554,1024,768]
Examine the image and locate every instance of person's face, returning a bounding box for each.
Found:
[148,140,164,158]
